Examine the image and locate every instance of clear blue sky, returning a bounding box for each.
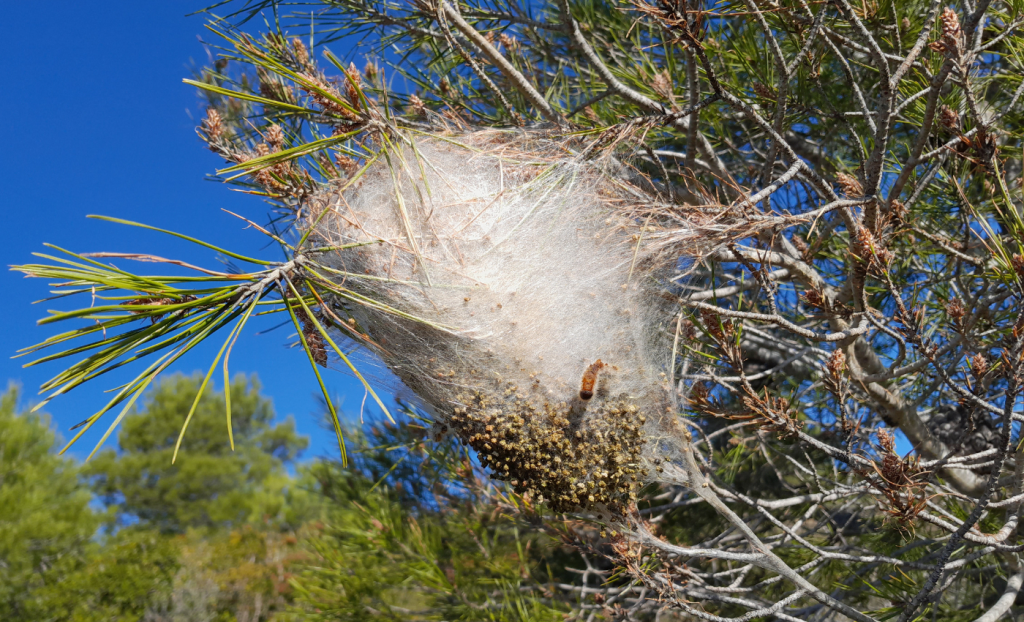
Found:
[0,2,388,460]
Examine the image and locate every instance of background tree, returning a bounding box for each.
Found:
[0,377,568,620]
[14,0,1024,619]
[82,374,314,621]
[285,417,583,622]
[87,374,308,533]
[32,528,179,622]
[0,386,99,620]
[0,377,323,621]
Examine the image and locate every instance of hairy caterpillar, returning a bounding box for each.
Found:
[579,359,605,400]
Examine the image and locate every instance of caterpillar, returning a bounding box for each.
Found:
[579,359,604,400]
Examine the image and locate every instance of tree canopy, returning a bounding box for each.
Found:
[87,374,308,533]
[0,376,600,621]
[0,387,99,620]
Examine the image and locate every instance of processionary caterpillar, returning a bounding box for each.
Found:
[579,359,604,400]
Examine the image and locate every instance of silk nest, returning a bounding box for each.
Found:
[304,129,698,515]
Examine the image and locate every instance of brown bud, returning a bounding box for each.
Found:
[334,154,358,176]
[265,124,285,151]
[890,199,907,223]
[1011,253,1024,278]
[651,70,673,101]
[791,234,808,254]
[498,33,517,49]
[852,227,876,260]
[827,349,846,378]
[300,74,359,121]
[825,349,847,397]
[700,308,728,341]
[878,428,896,454]
[292,37,309,66]
[939,105,960,131]
[929,8,962,54]
[295,308,327,367]
[203,108,223,142]
[409,94,426,116]
[344,62,362,108]
[364,60,378,82]
[752,82,776,101]
[970,353,988,380]
[945,297,965,323]
[836,172,864,198]
[803,288,827,310]
[941,8,962,43]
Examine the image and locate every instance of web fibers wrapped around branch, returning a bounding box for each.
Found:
[306,129,691,515]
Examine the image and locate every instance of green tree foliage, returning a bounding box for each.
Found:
[76,374,315,621]
[0,376,574,620]
[0,377,317,621]
[285,419,580,622]
[31,528,179,622]
[0,386,99,620]
[87,374,309,533]
[145,526,302,622]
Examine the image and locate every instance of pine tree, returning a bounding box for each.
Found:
[0,387,99,620]
[14,0,1024,618]
[87,374,308,533]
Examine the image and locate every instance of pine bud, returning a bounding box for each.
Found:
[265,124,285,151]
[292,37,309,66]
[929,8,962,55]
[836,172,864,198]
[939,105,960,131]
[651,70,673,100]
[944,297,965,323]
[970,353,988,379]
[203,108,223,142]
[409,94,426,116]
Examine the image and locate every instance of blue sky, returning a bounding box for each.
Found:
[0,2,386,461]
